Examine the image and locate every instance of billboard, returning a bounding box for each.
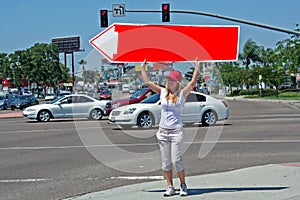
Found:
[52,36,80,53]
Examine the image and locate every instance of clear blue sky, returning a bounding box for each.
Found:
[1,0,299,72]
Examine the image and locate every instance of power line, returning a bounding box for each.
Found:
[108,9,300,36]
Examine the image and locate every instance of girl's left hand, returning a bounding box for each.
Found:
[194,57,200,67]
[141,59,147,68]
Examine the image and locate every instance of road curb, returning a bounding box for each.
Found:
[0,112,23,119]
[225,96,300,109]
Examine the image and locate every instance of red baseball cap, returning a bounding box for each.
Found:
[167,70,183,82]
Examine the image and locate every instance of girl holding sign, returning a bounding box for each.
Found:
[141,58,200,196]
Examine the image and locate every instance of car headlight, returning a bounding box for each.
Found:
[0,102,3,106]
[112,103,120,109]
[123,108,136,114]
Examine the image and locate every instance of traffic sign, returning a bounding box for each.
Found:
[113,4,125,17]
[89,23,240,63]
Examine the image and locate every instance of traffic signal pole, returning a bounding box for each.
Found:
[107,9,300,36]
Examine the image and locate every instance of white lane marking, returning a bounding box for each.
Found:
[229,118,300,122]
[0,126,109,134]
[110,176,164,180]
[0,140,300,151]
[0,176,164,184]
[1,113,300,133]
[0,178,51,183]
[229,113,300,118]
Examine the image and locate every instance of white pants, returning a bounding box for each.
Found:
[156,127,184,172]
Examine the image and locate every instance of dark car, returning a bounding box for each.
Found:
[0,95,8,110]
[99,89,112,100]
[105,87,154,116]
[10,94,39,110]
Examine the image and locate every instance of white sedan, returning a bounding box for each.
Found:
[23,94,109,122]
[109,91,229,129]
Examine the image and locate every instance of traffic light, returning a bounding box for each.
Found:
[100,10,108,27]
[162,3,170,22]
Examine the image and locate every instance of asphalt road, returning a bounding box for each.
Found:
[0,99,299,200]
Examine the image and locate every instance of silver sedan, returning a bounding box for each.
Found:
[23,94,109,122]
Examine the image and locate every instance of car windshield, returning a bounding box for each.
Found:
[48,96,64,104]
[101,90,110,94]
[12,95,24,101]
[19,95,31,100]
[141,93,160,103]
[130,88,148,99]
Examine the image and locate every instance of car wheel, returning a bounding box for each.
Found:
[201,110,217,126]
[89,109,103,120]
[11,107,15,111]
[37,110,51,122]
[137,112,154,129]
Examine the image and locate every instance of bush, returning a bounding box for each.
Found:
[261,89,277,97]
[278,91,300,98]
[279,88,300,93]
[239,89,259,96]
[239,89,277,97]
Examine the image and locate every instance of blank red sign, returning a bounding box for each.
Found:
[90,23,240,62]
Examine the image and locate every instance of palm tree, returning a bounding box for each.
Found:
[78,59,87,84]
[238,39,262,90]
[78,59,87,71]
[239,39,262,69]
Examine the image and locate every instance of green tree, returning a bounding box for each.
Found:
[0,53,10,79]
[275,34,300,87]
[27,43,69,86]
[260,47,286,97]
[219,62,242,95]
[8,50,29,89]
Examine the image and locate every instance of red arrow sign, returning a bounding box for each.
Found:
[90,23,240,62]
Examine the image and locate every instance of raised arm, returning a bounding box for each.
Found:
[183,58,201,98]
[141,59,162,94]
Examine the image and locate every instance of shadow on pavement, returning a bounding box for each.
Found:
[147,186,289,196]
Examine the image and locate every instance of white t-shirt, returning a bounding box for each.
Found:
[159,88,185,129]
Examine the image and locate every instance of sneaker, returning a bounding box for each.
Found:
[163,186,176,196]
[180,183,188,196]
